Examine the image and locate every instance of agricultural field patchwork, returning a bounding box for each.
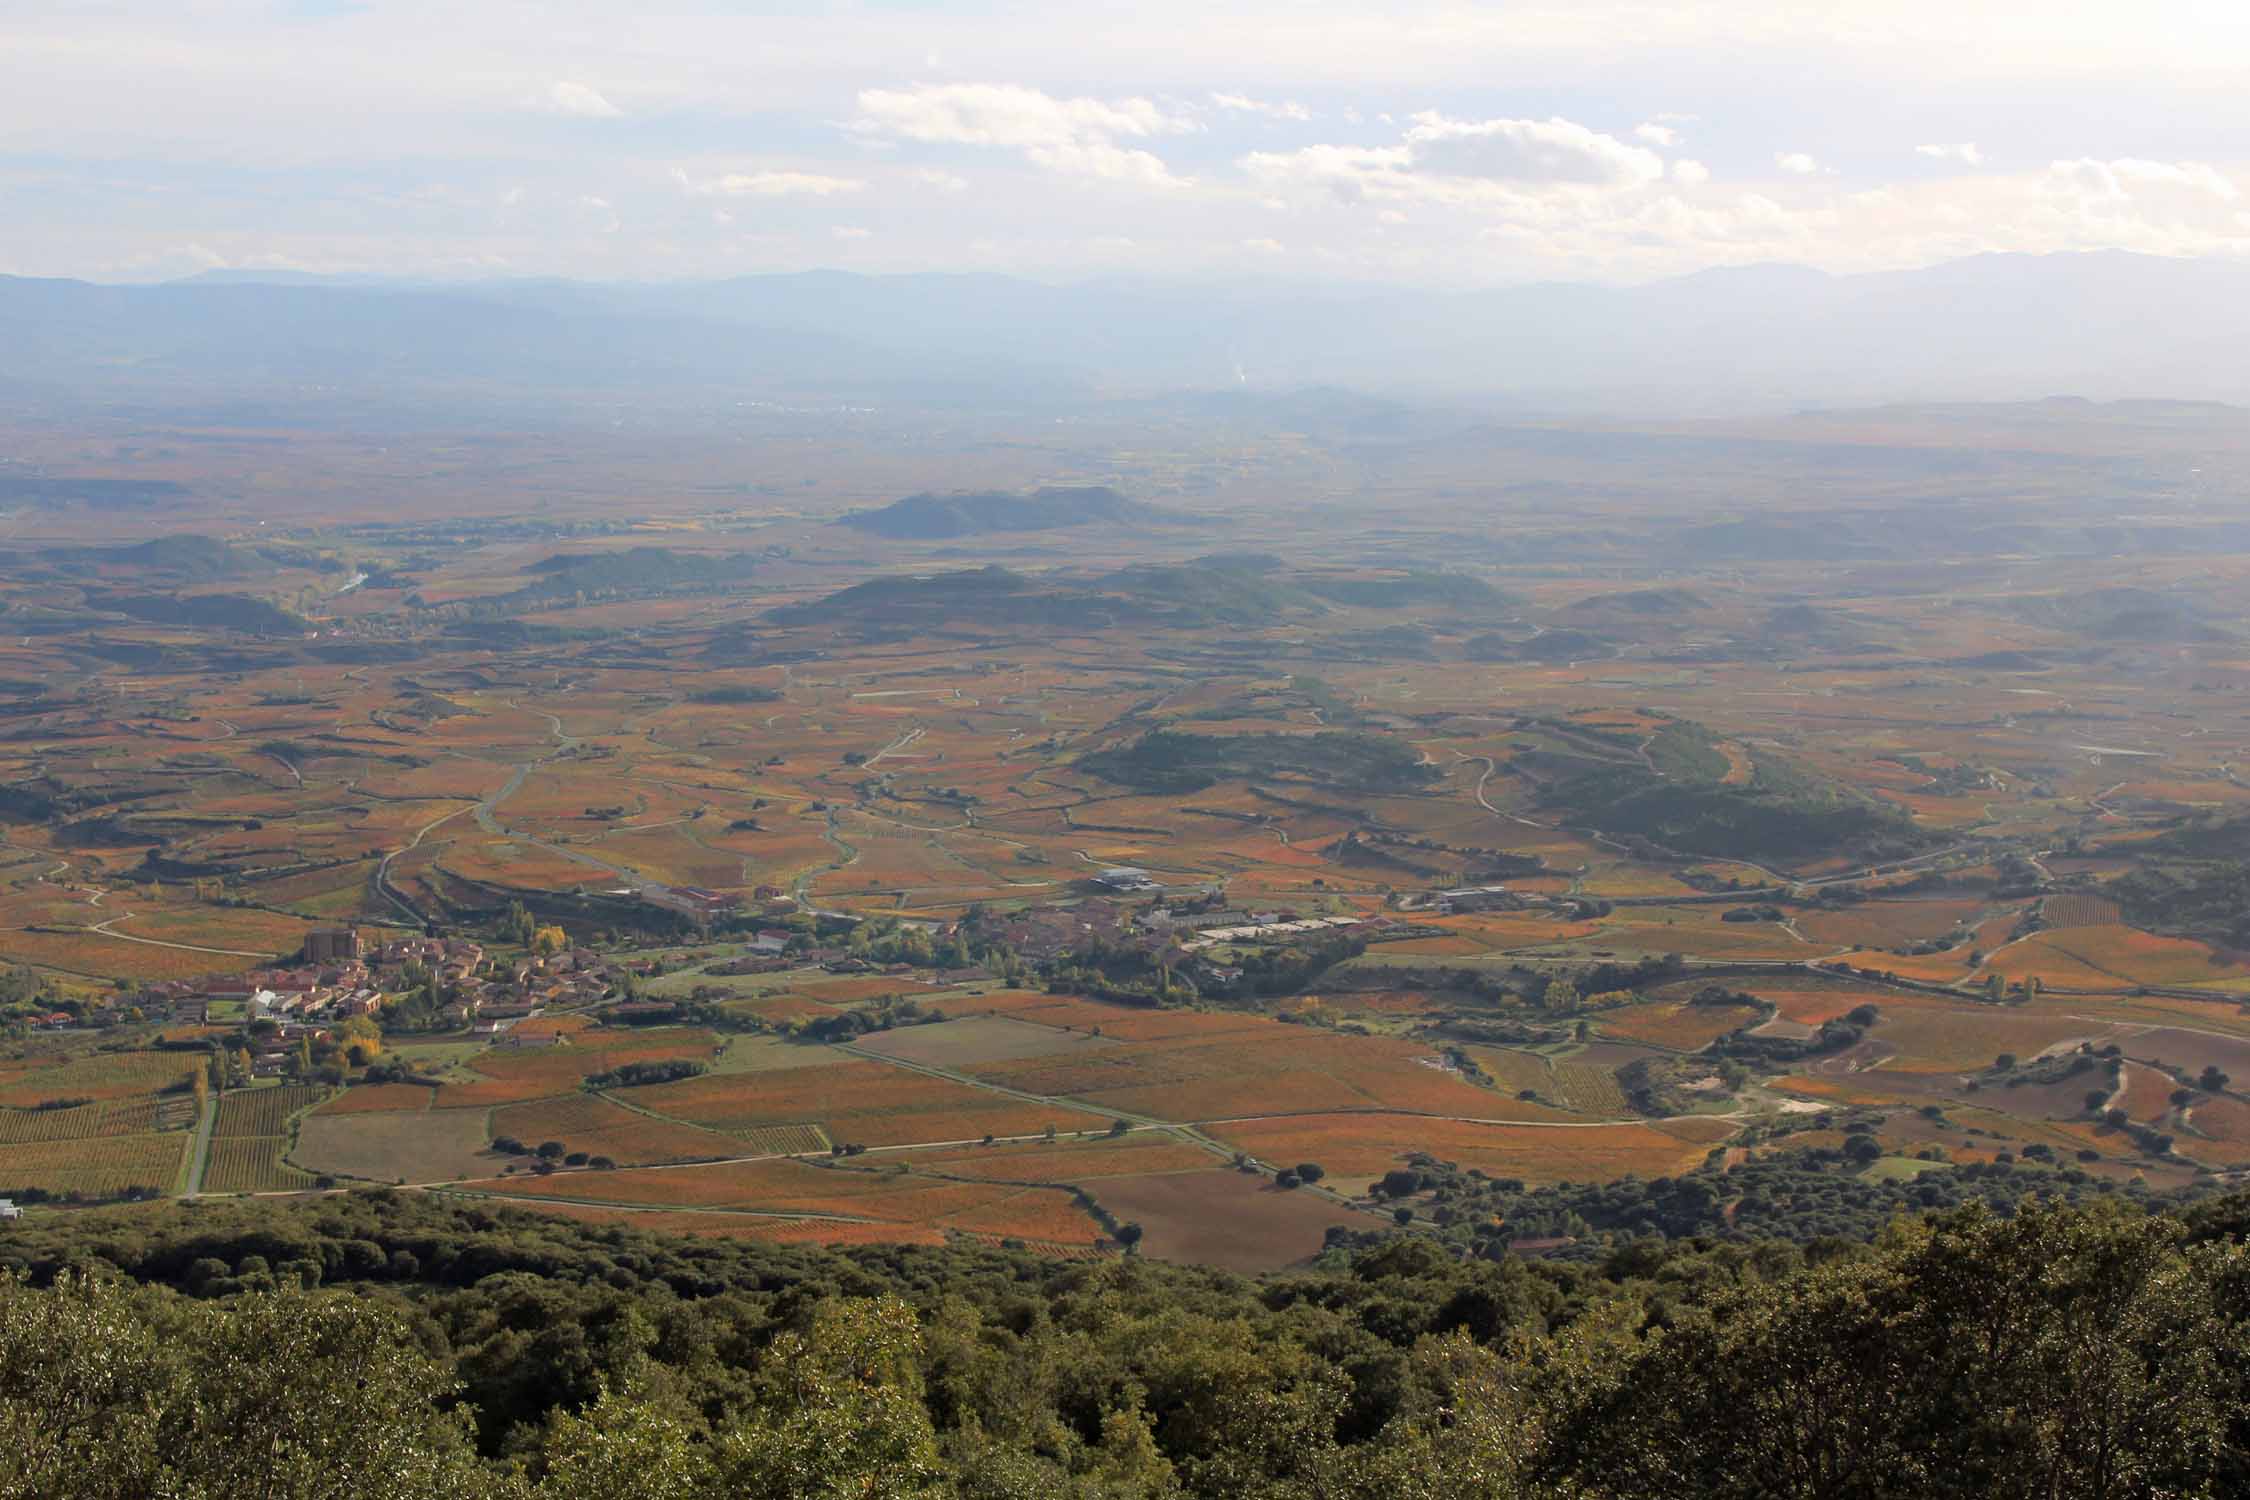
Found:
[12,413,2250,1262]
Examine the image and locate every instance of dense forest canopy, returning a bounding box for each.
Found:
[5,1188,2250,1498]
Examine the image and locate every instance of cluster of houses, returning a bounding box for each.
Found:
[132,927,615,1039]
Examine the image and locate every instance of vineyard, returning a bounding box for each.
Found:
[627,1059,1109,1147]
[431,1030,725,1108]
[451,1154,1105,1245]
[1203,1113,1725,1188]
[0,1050,201,1108]
[0,1095,165,1144]
[2041,893,2124,929]
[491,1093,765,1165]
[1595,998,1759,1052]
[0,1133,189,1197]
[313,1084,437,1114]
[201,1136,316,1195]
[214,1085,328,1137]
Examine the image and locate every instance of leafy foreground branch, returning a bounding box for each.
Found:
[6,1193,2250,1498]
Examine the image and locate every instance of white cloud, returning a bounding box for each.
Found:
[674,168,864,197]
[539,81,623,119]
[832,225,872,240]
[1212,92,1313,122]
[2049,156,2238,201]
[1671,159,1710,185]
[1244,113,1662,207]
[913,168,969,192]
[1024,140,1185,186]
[1634,122,1680,146]
[1241,236,1285,253]
[1403,114,1663,186]
[852,83,1194,185]
[1776,152,1821,175]
[1916,142,1984,165]
[1240,142,1414,202]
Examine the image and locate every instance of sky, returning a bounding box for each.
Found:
[3,0,2249,286]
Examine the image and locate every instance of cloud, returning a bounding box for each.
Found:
[1776,152,1821,175]
[1916,142,1984,165]
[1404,113,1663,185]
[1634,122,1680,146]
[832,225,872,240]
[539,81,623,119]
[852,83,1194,185]
[913,168,969,192]
[674,168,864,197]
[1023,141,1184,186]
[1244,113,1662,206]
[2047,156,2238,201]
[1213,92,1313,122]
[1240,236,1285,253]
[1240,142,1414,203]
[1671,159,1710,185]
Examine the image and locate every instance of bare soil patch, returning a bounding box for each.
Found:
[294,1108,496,1184]
[1085,1169,1368,1274]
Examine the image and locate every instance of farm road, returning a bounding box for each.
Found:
[183,1091,218,1198]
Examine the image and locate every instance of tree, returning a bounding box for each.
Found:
[1540,1200,2237,1499]
[1294,1162,1326,1184]
[708,1297,945,1500]
[1984,974,2005,1001]
[2086,1089,2111,1112]
[1115,1222,1144,1254]
[1393,1207,1414,1227]
[1992,1053,2016,1071]
[1542,978,1581,1014]
[536,1141,566,1160]
[1380,1168,1424,1199]
[531,1376,708,1500]
[2202,1066,2230,1094]
[1276,1170,1303,1189]
[0,1271,491,1500]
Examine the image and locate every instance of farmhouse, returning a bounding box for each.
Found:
[0,1199,20,1221]
[648,886,743,921]
[1433,885,1517,914]
[1092,866,1160,892]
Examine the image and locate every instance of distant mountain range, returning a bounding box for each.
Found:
[7,251,2250,413]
